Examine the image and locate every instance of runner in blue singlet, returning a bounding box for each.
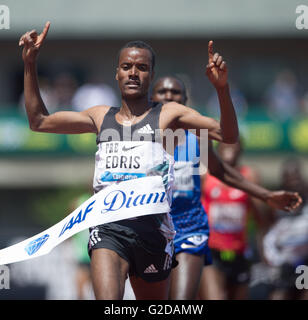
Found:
[152,76,211,299]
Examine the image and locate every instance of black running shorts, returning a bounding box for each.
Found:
[211,249,250,284]
[88,215,178,282]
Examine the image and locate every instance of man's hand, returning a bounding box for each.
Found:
[206,40,228,89]
[19,21,50,63]
[266,190,302,212]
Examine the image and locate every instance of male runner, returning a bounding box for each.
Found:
[19,22,300,300]
[200,141,260,300]
[152,76,304,300]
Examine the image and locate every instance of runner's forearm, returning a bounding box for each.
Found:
[211,161,269,202]
[215,84,239,144]
[24,61,49,130]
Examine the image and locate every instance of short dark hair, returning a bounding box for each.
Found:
[153,75,188,104]
[118,40,156,70]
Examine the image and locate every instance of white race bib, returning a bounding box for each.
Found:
[210,203,246,233]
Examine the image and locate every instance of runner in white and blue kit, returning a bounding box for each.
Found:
[20,24,243,300]
[20,22,301,300]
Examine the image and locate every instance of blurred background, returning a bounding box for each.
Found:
[0,0,308,300]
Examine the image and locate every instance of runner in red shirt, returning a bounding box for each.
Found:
[199,141,262,300]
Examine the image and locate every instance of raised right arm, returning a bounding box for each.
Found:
[20,22,106,134]
[205,141,302,211]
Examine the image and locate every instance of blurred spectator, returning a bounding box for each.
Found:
[263,158,308,300]
[264,70,299,121]
[72,73,119,111]
[19,76,57,114]
[205,81,248,119]
[299,91,308,116]
[19,72,78,113]
[52,72,78,110]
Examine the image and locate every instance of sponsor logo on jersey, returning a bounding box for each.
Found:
[137,124,154,134]
[101,171,146,182]
[122,145,141,152]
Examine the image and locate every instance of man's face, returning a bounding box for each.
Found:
[116,47,153,99]
[152,77,186,105]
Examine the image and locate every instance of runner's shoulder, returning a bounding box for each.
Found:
[82,105,113,133]
[161,102,192,119]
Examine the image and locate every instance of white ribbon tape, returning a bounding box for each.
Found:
[0,176,170,265]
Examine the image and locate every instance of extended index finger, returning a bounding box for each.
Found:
[208,40,214,62]
[40,21,50,42]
